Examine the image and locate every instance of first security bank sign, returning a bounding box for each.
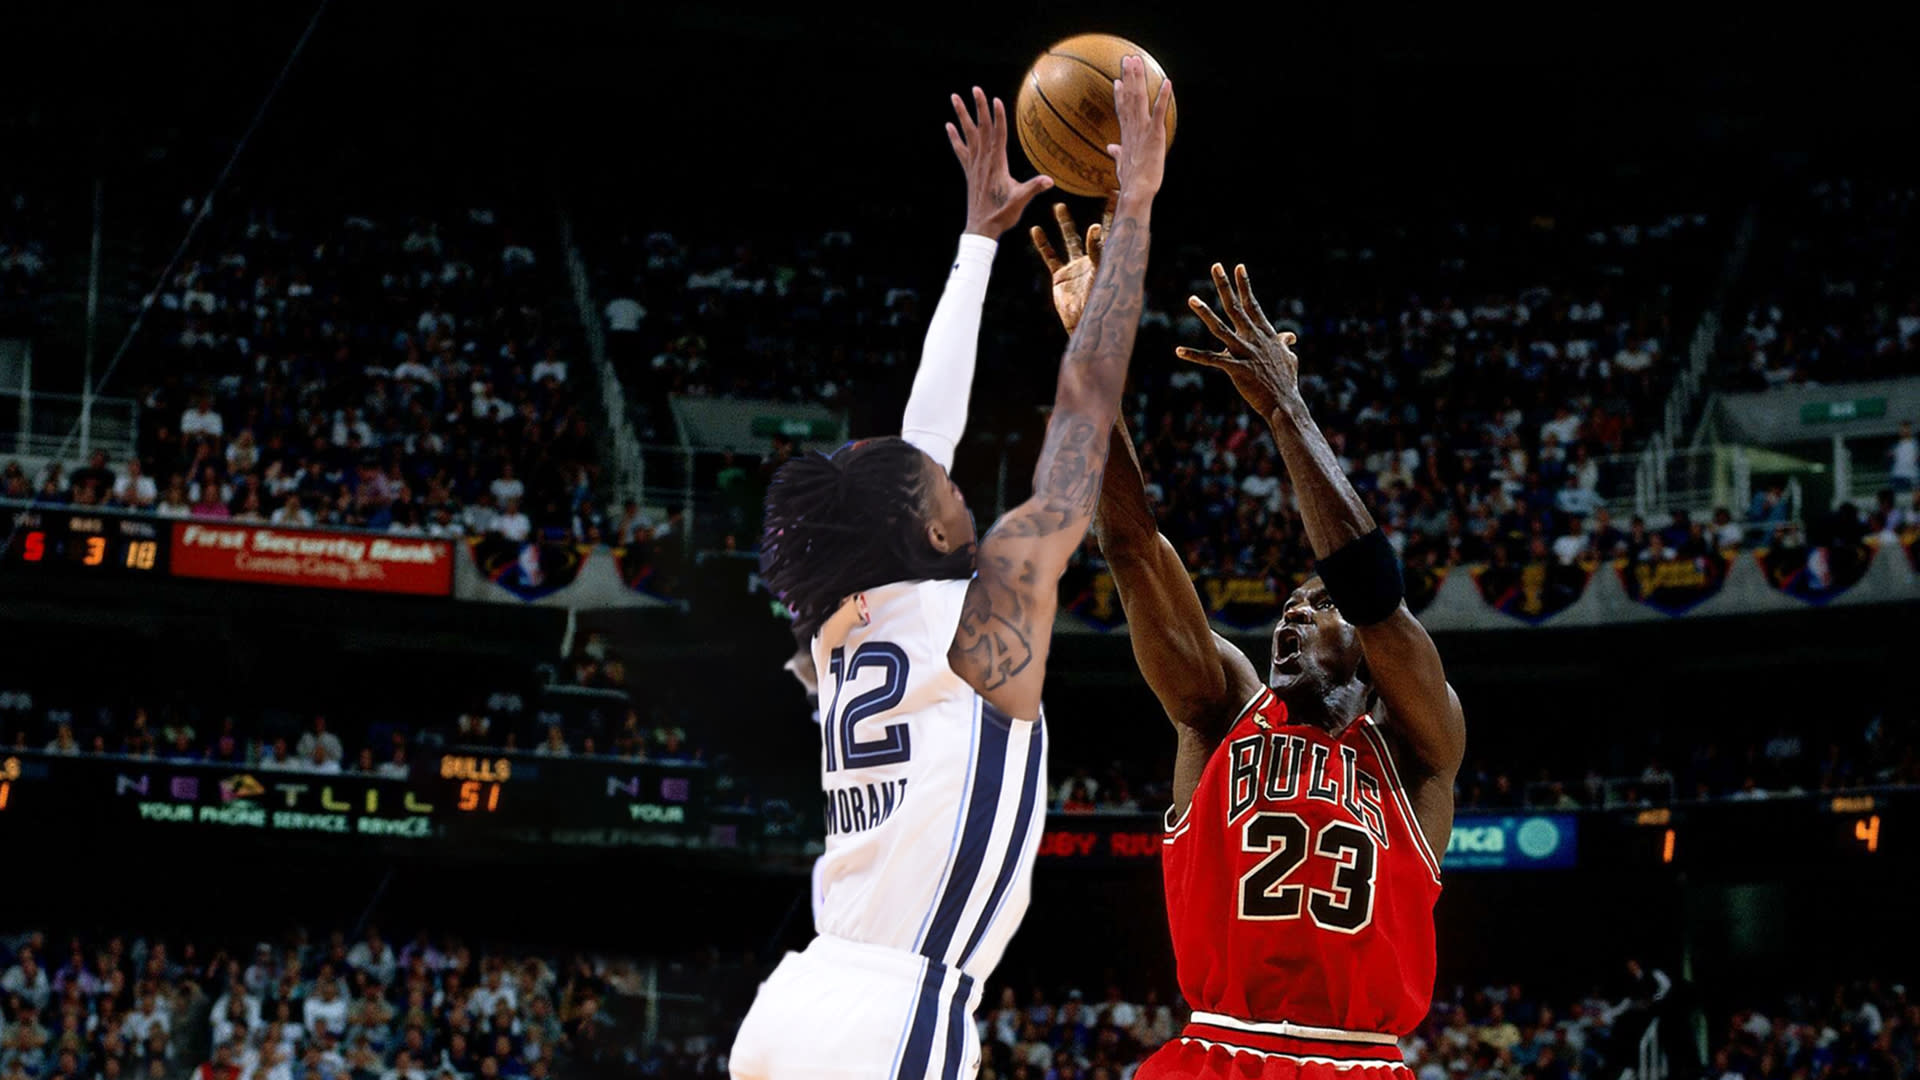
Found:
[1444,814,1577,871]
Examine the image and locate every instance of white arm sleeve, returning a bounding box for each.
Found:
[901,233,997,474]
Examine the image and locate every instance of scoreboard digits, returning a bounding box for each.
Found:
[3,509,168,576]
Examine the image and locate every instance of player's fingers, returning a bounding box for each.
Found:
[1175,345,1234,369]
[1008,174,1055,208]
[1153,77,1174,130]
[972,86,991,142]
[1054,203,1085,260]
[991,97,1009,154]
[1086,223,1103,267]
[1188,295,1244,350]
[1211,263,1256,337]
[946,123,966,159]
[951,93,976,144]
[1234,264,1275,335]
[1280,331,1298,348]
[1031,226,1064,276]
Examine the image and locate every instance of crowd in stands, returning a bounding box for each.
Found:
[0,928,630,1080]
[590,203,1757,599]
[2,203,621,551]
[591,224,930,445]
[983,969,1914,1080]
[1102,215,1720,590]
[1728,176,1920,390]
[0,629,706,773]
[1044,702,1919,816]
[620,967,1919,1080]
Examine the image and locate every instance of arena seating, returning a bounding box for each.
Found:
[1725,176,1920,390]
[1044,694,1916,815]
[64,202,607,545]
[577,200,1750,601]
[0,928,639,1080]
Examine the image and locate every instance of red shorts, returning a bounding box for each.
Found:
[1133,1017,1411,1080]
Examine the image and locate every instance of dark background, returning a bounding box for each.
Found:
[4,0,1918,1007]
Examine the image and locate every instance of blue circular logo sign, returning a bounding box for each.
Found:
[1517,817,1561,859]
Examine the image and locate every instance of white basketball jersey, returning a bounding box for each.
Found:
[808,577,1049,988]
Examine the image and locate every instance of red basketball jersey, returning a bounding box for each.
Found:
[1162,688,1442,1036]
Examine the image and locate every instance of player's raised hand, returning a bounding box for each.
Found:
[1108,56,1173,199]
[948,86,1054,239]
[1176,262,1300,416]
[1029,197,1113,333]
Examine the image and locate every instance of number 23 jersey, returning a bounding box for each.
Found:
[1162,688,1442,1034]
[809,578,1049,985]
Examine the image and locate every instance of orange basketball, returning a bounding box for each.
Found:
[1014,33,1177,198]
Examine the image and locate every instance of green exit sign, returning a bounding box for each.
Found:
[1800,397,1887,425]
[749,416,843,439]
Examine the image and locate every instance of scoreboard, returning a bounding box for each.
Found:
[0,751,724,850]
[1,507,167,575]
[0,748,1909,869]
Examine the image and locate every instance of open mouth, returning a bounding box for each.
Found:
[1273,627,1304,670]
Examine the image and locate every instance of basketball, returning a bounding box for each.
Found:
[1015,33,1177,198]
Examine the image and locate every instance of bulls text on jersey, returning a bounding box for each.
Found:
[1223,729,1390,851]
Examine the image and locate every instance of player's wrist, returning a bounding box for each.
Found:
[955,232,999,260]
[1267,393,1313,431]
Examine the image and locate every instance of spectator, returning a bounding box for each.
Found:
[1,949,50,1010]
[495,498,532,543]
[294,717,343,769]
[533,726,571,758]
[301,979,348,1040]
[347,930,397,988]
[1891,421,1918,493]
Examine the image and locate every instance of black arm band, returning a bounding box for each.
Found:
[1314,528,1404,626]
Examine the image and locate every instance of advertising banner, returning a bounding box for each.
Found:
[170,523,453,596]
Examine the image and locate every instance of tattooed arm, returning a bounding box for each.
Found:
[1032,203,1256,758]
[948,56,1173,720]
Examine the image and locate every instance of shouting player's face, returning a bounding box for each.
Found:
[922,455,977,559]
[1269,576,1363,702]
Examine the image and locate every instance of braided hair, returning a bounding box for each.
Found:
[760,437,975,638]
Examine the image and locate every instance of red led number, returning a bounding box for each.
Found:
[22,531,45,562]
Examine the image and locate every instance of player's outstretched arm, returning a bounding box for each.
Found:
[900,87,1053,473]
[1179,264,1465,797]
[1030,202,1257,733]
[949,56,1172,721]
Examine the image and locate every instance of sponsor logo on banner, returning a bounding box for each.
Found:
[468,538,588,600]
[1070,570,1298,632]
[1473,560,1589,624]
[1443,814,1577,871]
[116,767,437,839]
[1757,542,1873,605]
[1066,571,1127,631]
[169,523,452,596]
[1620,552,1732,616]
[1405,563,1449,615]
